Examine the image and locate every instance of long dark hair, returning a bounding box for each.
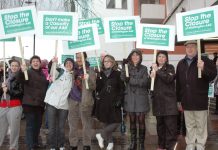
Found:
[127,49,142,67]
[156,51,169,66]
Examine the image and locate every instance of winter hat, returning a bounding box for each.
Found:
[64,58,74,66]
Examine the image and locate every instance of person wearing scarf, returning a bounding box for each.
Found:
[0,59,23,150]
[68,52,96,150]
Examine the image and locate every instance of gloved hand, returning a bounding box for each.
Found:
[122,59,129,66]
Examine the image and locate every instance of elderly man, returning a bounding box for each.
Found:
[176,40,217,150]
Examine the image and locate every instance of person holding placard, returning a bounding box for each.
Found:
[0,59,23,150]
[121,49,150,150]
[150,51,178,150]
[68,52,96,150]
[176,41,216,150]
[44,57,74,150]
[214,59,218,114]
[18,56,49,150]
[93,55,124,150]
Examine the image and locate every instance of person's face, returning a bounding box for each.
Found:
[131,52,140,65]
[185,44,197,58]
[216,59,218,66]
[65,61,73,71]
[157,54,167,66]
[76,53,83,67]
[10,62,20,73]
[103,57,113,69]
[31,59,41,70]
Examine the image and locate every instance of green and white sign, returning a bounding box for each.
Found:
[79,18,104,35]
[137,24,175,51]
[61,55,74,64]
[104,16,140,42]
[87,57,101,67]
[176,5,218,41]
[0,37,16,41]
[63,24,100,53]
[37,11,78,40]
[0,6,36,38]
[208,83,214,98]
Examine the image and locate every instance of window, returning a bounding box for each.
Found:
[139,0,160,4]
[106,0,127,9]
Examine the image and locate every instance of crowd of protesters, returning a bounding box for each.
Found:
[0,40,217,150]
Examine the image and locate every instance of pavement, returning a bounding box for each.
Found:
[1,98,218,150]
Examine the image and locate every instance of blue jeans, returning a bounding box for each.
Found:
[24,111,43,150]
[47,104,68,148]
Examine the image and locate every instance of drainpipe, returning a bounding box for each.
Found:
[162,0,184,24]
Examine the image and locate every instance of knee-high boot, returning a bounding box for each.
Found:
[128,128,137,150]
[139,129,145,150]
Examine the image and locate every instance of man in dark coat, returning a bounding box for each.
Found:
[176,40,217,150]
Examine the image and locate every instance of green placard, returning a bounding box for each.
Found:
[61,55,74,64]
[208,83,214,98]
[79,18,104,35]
[182,10,215,36]
[0,37,16,42]
[87,57,101,67]
[68,26,95,49]
[43,15,73,36]
[109,19,136,39]
[142,27,169,46]
[1,10,34,34]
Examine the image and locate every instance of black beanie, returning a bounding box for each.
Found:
[64,58,74,66]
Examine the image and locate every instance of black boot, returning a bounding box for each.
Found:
[139,129,145,150]
[83,146,91,150]
[128,129,137,150]
[70,146,78,150]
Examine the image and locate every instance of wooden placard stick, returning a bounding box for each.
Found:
[81,52,89,89]
[197,39,202,78]
[52,40,58,81]
[150,50,157,91]
[18,37,28,80]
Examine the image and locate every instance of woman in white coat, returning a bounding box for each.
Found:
[44,57,74,150]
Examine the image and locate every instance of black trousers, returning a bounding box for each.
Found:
[156,115,177,150]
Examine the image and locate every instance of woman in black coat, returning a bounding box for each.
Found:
[150,51,178,150]
[94,55,124,150]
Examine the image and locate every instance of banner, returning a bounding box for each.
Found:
[104,16,140,42]
[63,24,100,53]
[79,18,104,35]
[0,6,36,38]
[176,5,218,41]
[87,57,101,67]
[37,11,78,40]
[0,37,16,41]
[137,24,175,51]
[61,55,74,64]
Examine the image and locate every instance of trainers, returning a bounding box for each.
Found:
[106,143,114,150]
[196,144,205,150]
[96,133,104,148]
[60,147,65,150]
[186,144,196,150]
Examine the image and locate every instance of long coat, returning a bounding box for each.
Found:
[121,64,150,113]
[176,56,217,110]
[152,64,178,116]
[94,70,124,124]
